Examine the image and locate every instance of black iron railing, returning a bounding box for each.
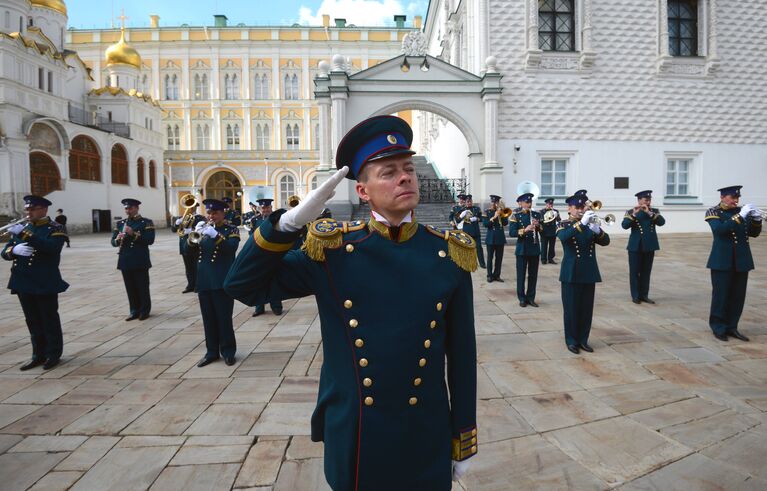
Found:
[418,178,467,203]
[68,103,131,138]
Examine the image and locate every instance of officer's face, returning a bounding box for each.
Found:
[207,209,225,224]
[466,199,473,207]
[569,204,585,217]
[721,194,739,207]
[26,205,47,220]
[519,201,531,210]
[545,202,553,209]
[638,197,651,207]
[458,199,465,206]
[355,155,419,219]
[125,205,139,217]
[261,205,272,215]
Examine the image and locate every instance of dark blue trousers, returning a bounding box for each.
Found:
[198,289,236,358]
[709,270,749,336]
[628,251,655,300]
[540,235,556,262]
[182,253,197,290]
[561,282,595,346]
[17,293,63,361]
[516,255,539,302]
[470,233,485,268]
[121,269,151,316]
[486,244,505,279]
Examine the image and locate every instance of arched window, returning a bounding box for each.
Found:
[291,74,299,99]
[254,73,269,99]
[286,123,300,150]
[283,74,294,99]
[226,124,241,150]
[279,174,296,208]
[69,135,101,181]
[205,170,242,202]
[165,74,179,100]
[193,74,202,99]
[255,123,270,150]
[140,74,149,93]
[149,160,157,188]
[137,158,146,187]
[29,152,61,196]
[310,174,318,191]
[195,124,211,150]
[224,74,238,100]
[111,144,129,184]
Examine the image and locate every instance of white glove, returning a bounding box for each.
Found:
[175,217,183,226]
[470,217,478,222]
[589,222,601,234]
[580,210,595,226]
[459,210,469,219]
[452,460,471,481]
[195,221,206,231]
[750,207,762,218]
[202,225,218,239]
[12,243,33,256]
[279,166,348,232]
[183,228,192,235]
[739,204,754,219]
[7,223,24,235]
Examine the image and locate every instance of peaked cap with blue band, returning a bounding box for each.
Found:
[635,190,653,199]
[566,194,587,206]
[544,197,555,204]
[121,198,141,207]
[516,193,534,203]
[717,185,742,197]
[257,198,273,206]
[336,115,415,180]
[23,195,52,208]
[203,198,227,211]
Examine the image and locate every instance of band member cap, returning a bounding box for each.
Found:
[23,195,52,208]
[489,195,502,203]
[566,194,587,206]
[465,194,473,200]
[336,115,415,180]
[203,199,227,211]
[635,190,653,199]
[516,193,534,203]
[544,197,555,204]
[717,185,742,197]
[256,198,273,206]
[574,189,588,197]
[121,198,141,208]
[456,194,467,200]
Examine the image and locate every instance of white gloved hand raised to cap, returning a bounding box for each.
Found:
[12,243,33,257]
[278,166,349,232]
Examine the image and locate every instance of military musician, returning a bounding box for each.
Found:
[171,202,206,293]
[484,194,509,283]
[242,202,260,232]
[246,198,283,317]
[557,193,610,354]
[458,194,486,269]
[222,196,242,226]
[705,185,761,342]
[540,198,560,264]
[622,190,665,304]
[225,116,477,488]
[111,198,155,321]
[1,195,68,370]
[185,199,241,366]
[509,193,542,307]
[449,194,467,229]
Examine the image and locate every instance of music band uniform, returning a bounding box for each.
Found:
[540,198,560,264]
[509,194,541,307]
[484,195,508,283]
[459,195,486,269]
[111,199,155,320]
[2,196,68,370]
[224,116,477,490]
[222,197,242,226]
[622,190,665,303]
[705,185,761,341]
[250,199,283,316]
[171,211,206,293]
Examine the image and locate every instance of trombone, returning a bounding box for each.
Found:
[586,200,616,226]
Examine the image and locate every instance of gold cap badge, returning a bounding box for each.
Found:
[386,134,397,144]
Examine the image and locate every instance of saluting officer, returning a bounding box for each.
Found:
[111,198,155,321]
[225,115,478,489]
[622,190,665,304]
[557,193,610,354]
[705,185,761,342]
[458,194,486,269]
[172,204,206,293]
[484,195,508,283]
[222,197,242,226]
[449,194,467,229]
[185,199,241,367]
[509,193,542,307]
[540,198,560,264]
[248,199,284,317]
[1,195,68,370]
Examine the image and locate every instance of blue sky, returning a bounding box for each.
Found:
[66,0,429,29]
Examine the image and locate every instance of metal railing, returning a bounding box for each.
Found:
[68,103,131,138]
[418,178,467,203]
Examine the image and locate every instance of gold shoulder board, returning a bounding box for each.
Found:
[302,219,365,261]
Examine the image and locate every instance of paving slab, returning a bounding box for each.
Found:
[61,404,149,435]
[70,445,179,491]
[54,436,120,471]
[8,435,88,453]
[169,444,251,466]
[482,360,581,396]
[701,423,767,480]
[629,397,728,430]
[121,403,207,436]
[588,379,694,414]
[250,403,314,436]
[0,451,68,491]
[215,377,282,404]
[510,391,620,432]
[273,458,332,491]
[183,403,264,435]
[658,409,761,450]
[236,438,290,488]
[149,463,239,491]
[0,404,95,435]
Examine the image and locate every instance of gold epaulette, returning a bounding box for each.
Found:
[301,219,366,261]
[426,226,478,273]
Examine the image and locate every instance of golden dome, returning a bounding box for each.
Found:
[30,0,68,16]
[105,29,141,69]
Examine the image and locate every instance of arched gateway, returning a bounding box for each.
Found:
[313,38,503,217]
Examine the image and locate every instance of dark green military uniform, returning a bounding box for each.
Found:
[224,209,242,227]
[449,203,463,230]
[557,209,610,350]
[622,199,665,302]
[225,213,478,490]
[459,197,485,269]
[184,219,240,361]
[171,214,206,291]
[2,216,68,364]
[483,199,508,282]
[705,197,761,339]
[249,213,283,316]
[540,200,560,264]
[509,207,542,305]
[111,214,155,318]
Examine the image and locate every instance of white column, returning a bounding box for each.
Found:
[482,94,499,167]
[181,58,190,100]
[317,97,331,170]
[152,58,160,100]
[271,56,280,100]
[273,111,281,151]
[301,56,310,99]
[303,110,311,151]
[183,106,192,150]
[659,0,670,57]
[243,109,252,149]
[211,57,220,99]
[241,57,250,99]
[212,106,221,151]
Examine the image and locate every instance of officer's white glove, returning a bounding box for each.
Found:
[202,225,218,239]
[580,210,595,226]
[175,217,184,226]
[195,221,207,231]
[739,204,754,219]
[470,216,478,222]
[12,243,33,257]
[279,166,349,232]
[183,228,192,235]
[750,207,762,218]
[589,222,601,234]
[459,210,470,219]
[7,223,24,235]
[452,460,471,481]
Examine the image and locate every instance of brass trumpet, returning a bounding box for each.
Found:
[188,220,214,246]
[456,209,474,230]
[177,193,200,237]
[288,195,301,208]
[586,200,615,226]
[0,217,29,238]
[491,200,513,221]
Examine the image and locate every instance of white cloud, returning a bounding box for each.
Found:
[298,0,425,27]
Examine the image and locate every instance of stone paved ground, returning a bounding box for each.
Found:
[0,230,766,490]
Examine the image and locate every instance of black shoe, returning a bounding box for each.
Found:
[527,300,539,308]
[182,287,193,294]
[66,244,70,248]
[541,260,547,264]
[549,260,557,265]
[138,314,150,321]
[567,345,580,354]
[252,307,265,317]
[125,314,139,321]
[519,301,527,307]
[579,343,594,353]
[43,358,60,370]
[20,358,44,371]
[487,277,494,283]
[640,297,656,304]
[632,298,641,304]
[494,278,504,283]
[272,307,283,316]
[224,356,236,366]
[196,356,219,367]
[714,332,729,342]
[479,264,486,269]
[728,330,750,342]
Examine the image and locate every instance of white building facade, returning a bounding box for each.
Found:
[0,0,164,233]
[422,0,767,233]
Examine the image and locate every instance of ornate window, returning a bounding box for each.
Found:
[29,152,61,196]
[668,0,698,56]
[525,0,594,71]
[278,174,296,208]
[149,160,157,188]
[285,123,300,150]
[283,73,299,100]
[69,135,101,181]
[166,124,181,150]
[658,0,718,76]
[253,73,269,99]
[254,123,270,150]
[195,124,211,150]
[111,144,129,185]
[224,73,239,100]
[226,124,241,150]
[310,174,318,191]
[164,73,179,100]
[137,158,146,187]
[539,0,575,52]
[193,73,209,100]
